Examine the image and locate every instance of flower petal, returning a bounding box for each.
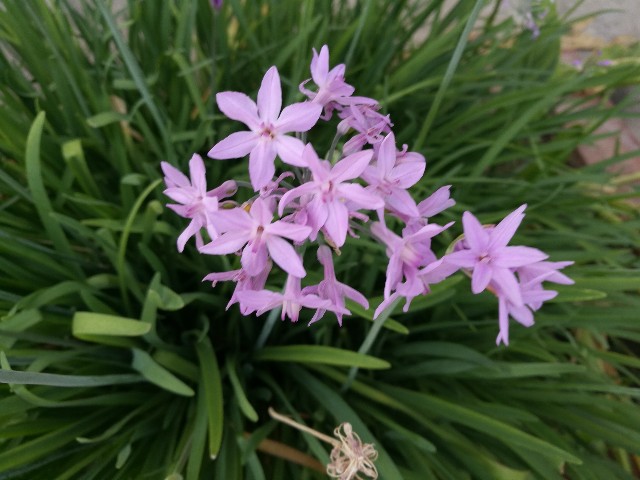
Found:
[199,230,249,255]
[267,236,306,277]
[331,150,374,183]
[216,91,260,130]
[276,102,322,133]
[376,132,397,178]
[389,161,426,189]
[493,246,548,268]
[384,188,419,217]
[249,140,277,191]
[267,220,312,242]
[241,242,268,276]
[462,211,490,252]
[208,131,258,159]
[161,161,190,188]
[278,182,316,216]
[471,262,492,294]
[275,135,306,166]
[257,66,282,124]
[339,183,384,210]
[323,201,349,247]
[188,154,207,194]
[489,204,527,249]
[492,267,523,306]
[311,46,329,85]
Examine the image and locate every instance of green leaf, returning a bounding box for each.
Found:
[195,337,224,459]
[254,345,390,369]
[131,348,194,397]
[0,369,142,388]
[72,312,151,337]
[86,111,128,128]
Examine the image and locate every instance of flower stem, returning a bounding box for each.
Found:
[341,297,401,392]
[254,306,281,350]
[268,407,338,446]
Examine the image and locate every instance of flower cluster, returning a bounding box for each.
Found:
[162,45,572,345]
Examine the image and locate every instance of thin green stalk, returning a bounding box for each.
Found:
[342,297,401,392]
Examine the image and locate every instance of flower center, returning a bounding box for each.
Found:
[260,123,275,139]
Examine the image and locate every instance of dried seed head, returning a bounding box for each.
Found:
[326,423,378,480]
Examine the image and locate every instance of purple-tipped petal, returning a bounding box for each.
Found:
[216,91,260,130]
[208,131,258,159]
[257,66,282,124]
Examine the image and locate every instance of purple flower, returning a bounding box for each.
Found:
[303,245,368,326]
[278,145,384,247]
[208,66,322,190]
[339,104,393,155]
[236,275,334,323]
[161,154,237,252]
[361,132,425,218]
[300,45,376,120]
[444,205,547,306]
[371,221,453,299]
[203,264,271,314]
[210,0,223,10]
[199,197,311,277]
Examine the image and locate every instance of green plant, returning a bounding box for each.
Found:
[1,1,639,478]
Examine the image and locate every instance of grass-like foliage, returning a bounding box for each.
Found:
[1,0,639,478]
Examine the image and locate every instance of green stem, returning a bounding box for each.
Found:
[342,297,401,392]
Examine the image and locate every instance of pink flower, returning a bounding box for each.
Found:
[361,132,425,218]
[199,197,311,277]
[444,205,547,306]
[339,104,393,155]
[278,145,383,247]
[161,154,237,252]
[372,221,453,299]
[202,264,271,314]
[208,66,322,190]
[300,45,376,120]
[236,275,333,323]
[303,246,368,326]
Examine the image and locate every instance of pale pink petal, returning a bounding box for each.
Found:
[236,290,282,315]
[257,66,282,124]
[307,197,329,234]
[443,250,477,268]
[493,246,548,268]
[302,144,328,181]
[275,135,306,167]
[241,242,268,275]
[471,262,492,294]
[278,182,316,216]
[208,131,258,159]
[389,161,426,189]
[267,221,311,242]
[384,253,403,298]
[377,132,397,178]
[492,268,523,306]
[249,197,273,226]
[341,283,369,309]
[267,236,306,277]
[163,187,193,205]
[338,183,384,209]
[216,91,260,130]
[489,204,527,249]
[188,154,207,194]
[249,140,277,190]
[462,211,490,252]
[161,161,190,188]
[208,179,238,199]
[418,186,455,218]
[410,222,452,243]
[311,46,329,85]
[275,102,322,133]
[496,296,510,346]
[177,218,203,252]
[509,304,534,327]
[323,201,349,247]
[331,150,374,183]
[209,208,253,233]
[199,230,249,255]
[385,188,420,217]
